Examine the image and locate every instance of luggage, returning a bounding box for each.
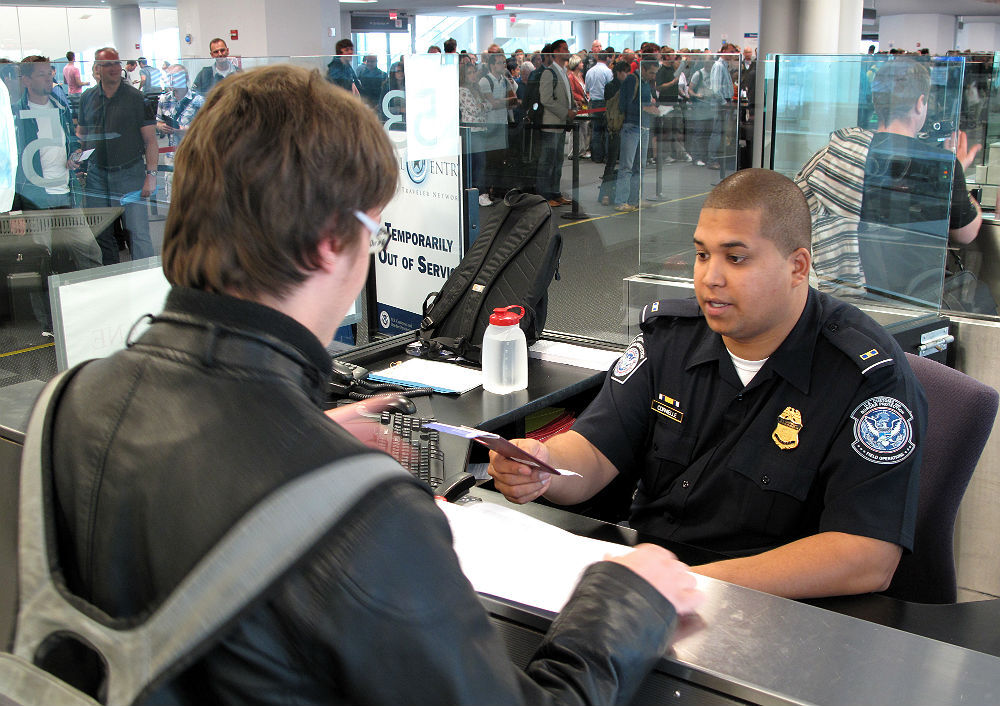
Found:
[418,190,562,363]
[521,66,556,127]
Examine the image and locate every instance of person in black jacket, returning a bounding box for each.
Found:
[44,63,703,705]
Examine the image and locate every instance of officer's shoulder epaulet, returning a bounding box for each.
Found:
[820,316,897,376]
[639,298,701,330]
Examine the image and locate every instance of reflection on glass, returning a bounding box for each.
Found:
[775,54,996,315]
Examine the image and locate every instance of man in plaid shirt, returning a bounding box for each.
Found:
[156,64,204,198]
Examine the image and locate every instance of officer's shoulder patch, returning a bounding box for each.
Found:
[612,335,647,384]
[821,320,896,376]
[850,396,916,464]
[640,298,701,330]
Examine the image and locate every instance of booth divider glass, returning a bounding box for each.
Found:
[766,54,999,318]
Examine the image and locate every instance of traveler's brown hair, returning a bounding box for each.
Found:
[162,64,398,299]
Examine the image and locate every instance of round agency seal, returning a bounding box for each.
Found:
[612,337,646,384]
[379,310,391,329]
[850,395,915,465]
[406,159,429,185]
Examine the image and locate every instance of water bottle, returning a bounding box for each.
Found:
[482,305,528,394]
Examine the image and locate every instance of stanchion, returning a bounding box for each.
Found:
[561,118,591,221]
[649,124,664,201]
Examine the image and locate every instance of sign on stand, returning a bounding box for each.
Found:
[374,54,463,335]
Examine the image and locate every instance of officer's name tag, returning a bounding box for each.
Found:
[651,393,683,423]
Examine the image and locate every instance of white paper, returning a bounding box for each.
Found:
[438,499,631,613]
[55,264,170,369]
[528,340,622,371]
[370,358,483,394]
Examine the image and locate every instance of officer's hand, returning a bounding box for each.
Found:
[946,130,982,171]
[488,438,551,504]
[607,544,705,615]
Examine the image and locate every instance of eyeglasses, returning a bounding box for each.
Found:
[354,210,390,255]
[96,61,122,68]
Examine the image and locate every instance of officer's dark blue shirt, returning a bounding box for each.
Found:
[572,288,926,557]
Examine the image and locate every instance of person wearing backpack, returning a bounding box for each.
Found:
[598,59,629,206]
[535,39,575,207]
[20,63,702,705]
[478,52,515,202]
[614,59,659,212]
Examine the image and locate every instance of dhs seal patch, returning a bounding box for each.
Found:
[612,337,646,384]
[850,396,915,465]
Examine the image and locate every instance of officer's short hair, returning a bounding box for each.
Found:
[702,169,811,255]
[871,59,930,125]
[163,64,398,299]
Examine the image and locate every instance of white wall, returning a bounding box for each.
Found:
[956,20,1000,53]
[878,14,956,54]
[177,0,263,58]
[711,0,760,51]
[264,0,337,57]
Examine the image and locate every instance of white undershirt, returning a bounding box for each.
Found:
[26,98,69,195]
[728,350,768,386]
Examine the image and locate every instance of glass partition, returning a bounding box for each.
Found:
[635,51,742,281]
[764,54,996,315]
[0,46,747,393]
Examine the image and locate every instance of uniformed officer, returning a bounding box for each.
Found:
[489,168,926,600]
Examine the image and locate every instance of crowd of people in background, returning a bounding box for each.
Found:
[3,37,995,231]
[391,37,757,211]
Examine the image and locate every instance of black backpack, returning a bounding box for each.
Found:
[521,66,556,126]
[604,74,637,134]
[418,191,562,363]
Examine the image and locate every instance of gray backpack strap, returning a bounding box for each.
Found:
[13,369,408,706]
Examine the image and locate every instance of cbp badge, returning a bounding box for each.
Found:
[851,396,915,465]
[771,407,802,450]
[612,336,646,384]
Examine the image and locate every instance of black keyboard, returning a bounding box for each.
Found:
[375,412,447,489]
[374,412,477,501]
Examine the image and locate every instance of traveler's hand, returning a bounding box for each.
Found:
[10,217,27,236]
[141,173,156,198]
[488,438,552,504]
[607,544,705,615]
[946,130,982,171]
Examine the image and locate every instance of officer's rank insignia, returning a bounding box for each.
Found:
[651,393,683,423]
[771,407,802,450]
[859,349,879,360]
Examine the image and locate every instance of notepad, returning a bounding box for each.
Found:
[369,358,483,394]
[437,499,631,613]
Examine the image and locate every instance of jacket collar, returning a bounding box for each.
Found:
[149,287,333,385]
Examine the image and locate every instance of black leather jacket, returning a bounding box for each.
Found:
[49,287,679,705]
